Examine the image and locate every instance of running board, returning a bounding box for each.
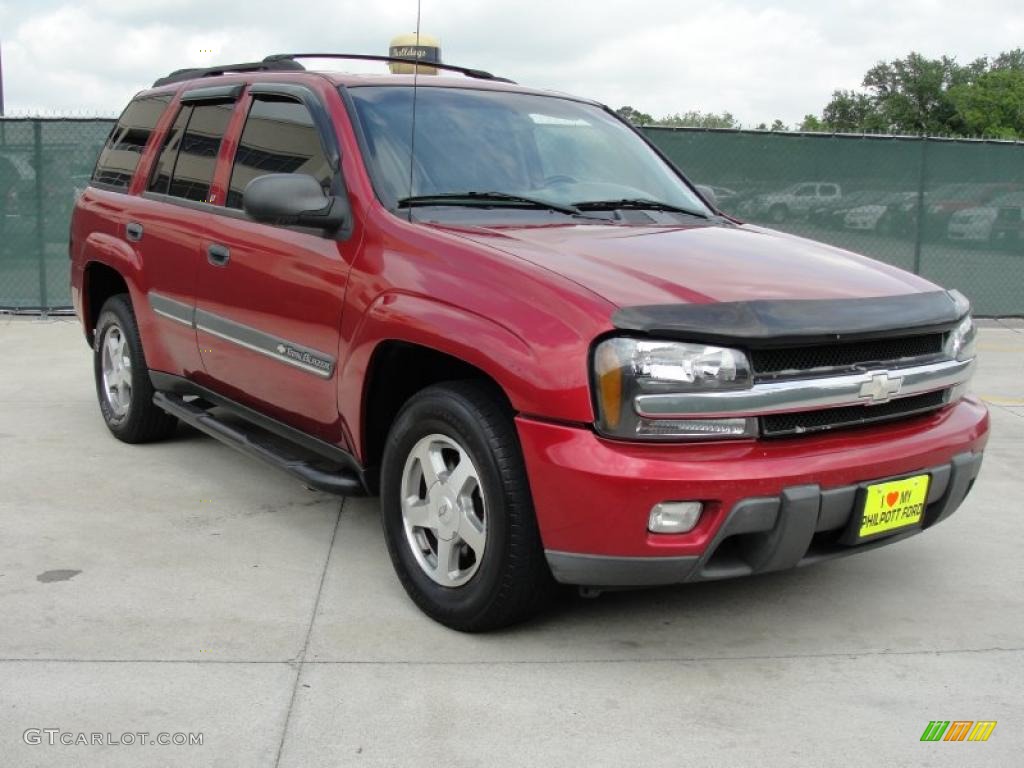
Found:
[152,392,365,496]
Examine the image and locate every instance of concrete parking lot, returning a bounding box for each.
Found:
[1,315,1022,767]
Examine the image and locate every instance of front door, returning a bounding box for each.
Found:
[193,89,356,442]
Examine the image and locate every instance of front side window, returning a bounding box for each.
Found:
[347,86,710,219]
[227,98,332,210]
[92,95,171,190]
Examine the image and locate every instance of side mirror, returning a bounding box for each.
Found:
[243,173,350,232]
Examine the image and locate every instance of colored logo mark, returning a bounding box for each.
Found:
[921,721,997,742]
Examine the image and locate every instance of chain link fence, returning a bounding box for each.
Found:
[1,118,112,310]
[644,127,1024,316]
[1,118,1022,315]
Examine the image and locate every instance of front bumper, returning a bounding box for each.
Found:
[516,397,988,587]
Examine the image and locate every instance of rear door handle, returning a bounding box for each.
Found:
[207,243,230,267]
[125,222,143,242]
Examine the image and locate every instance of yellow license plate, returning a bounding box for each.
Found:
[859,475,930,539]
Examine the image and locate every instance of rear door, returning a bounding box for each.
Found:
[192,83,357,442]
[135,90,239,376]
[84,93,208,377]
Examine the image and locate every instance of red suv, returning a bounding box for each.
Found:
[71,54,988,630]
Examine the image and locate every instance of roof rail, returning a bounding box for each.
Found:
[152,59,305,88]
[262,53,515,83]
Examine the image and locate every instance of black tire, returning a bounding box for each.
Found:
[380,381,552,631]
[93,293,177,444]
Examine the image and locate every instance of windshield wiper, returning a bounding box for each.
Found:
[396,191,586,217]
[572,198,709,219]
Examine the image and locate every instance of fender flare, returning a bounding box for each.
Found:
[80,232,144,331]
[338,291,545,459]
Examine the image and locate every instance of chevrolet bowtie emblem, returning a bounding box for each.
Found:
[859,371,904,404]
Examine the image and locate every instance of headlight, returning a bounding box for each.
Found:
[944,314,976,361]
[593,337,756,441]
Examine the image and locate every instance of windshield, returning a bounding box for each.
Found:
[346,86,710,219]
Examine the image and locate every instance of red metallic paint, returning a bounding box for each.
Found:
[516,397,989,557]
[442,221,939,307]
[71,70,990,564]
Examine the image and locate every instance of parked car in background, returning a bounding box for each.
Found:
[843,192,917,235]
[808,190,878,229]
[990,193,1024,251]
[739,181,841,223]
[947,192,1024,248]
[923,182,1019,239]
[0,152,37,238]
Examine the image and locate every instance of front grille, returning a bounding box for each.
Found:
[761,390,947,438]
[751,334,944,378]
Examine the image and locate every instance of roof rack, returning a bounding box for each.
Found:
[262,54,514,83]
[152,59,305,87]
[152,53,514,89]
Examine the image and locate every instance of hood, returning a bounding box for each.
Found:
[436,221,938,308]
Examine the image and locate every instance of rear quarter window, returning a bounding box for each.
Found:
[92,95,171,190]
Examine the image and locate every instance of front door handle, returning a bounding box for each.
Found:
[207,243,230,267]
[125,222,143,242]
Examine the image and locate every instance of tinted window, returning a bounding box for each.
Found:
[92,95,171,189]
[162,103,233,202]
[227,98,332,209]
[148,106,191,195]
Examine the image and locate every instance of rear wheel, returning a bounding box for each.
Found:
[380,381,552,631]
[93,294,177,443]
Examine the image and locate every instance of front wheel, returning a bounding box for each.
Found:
[93,294,177,443]
[380,381,552,631]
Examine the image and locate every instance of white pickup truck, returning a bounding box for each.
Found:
[740,181,842,223]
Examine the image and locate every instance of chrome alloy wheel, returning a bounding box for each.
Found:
[100,323,132,419]
[400,433,488,588]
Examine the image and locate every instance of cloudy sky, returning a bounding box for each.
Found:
[1,0,1022,124]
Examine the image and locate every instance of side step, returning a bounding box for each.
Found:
[153,392,365,496]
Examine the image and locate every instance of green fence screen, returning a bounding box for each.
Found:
[1,119,1022,314]
[644,127,1024,316]
[1,118,112,310]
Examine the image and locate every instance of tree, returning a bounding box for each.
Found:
[656,110,738,129]
[949,68,1024,138]
[861,53,970,133]
[808,49,1024,138]
[992,48,1024,72]
[799,114,825,132]
[615,105,654,125]
[821,90,886,132]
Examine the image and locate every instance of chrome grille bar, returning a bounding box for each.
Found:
[634,358,974,419]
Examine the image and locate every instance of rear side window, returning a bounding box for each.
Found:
[146,103,233,202]
[226,98,332,210]
[148,107,191,196]
[92,95,171,190]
